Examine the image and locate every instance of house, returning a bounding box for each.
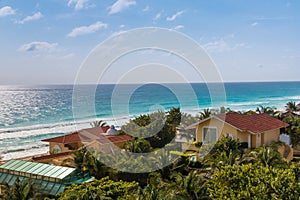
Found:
[0,159,92,195]
[187,112,289,148]
[42,126,132,154]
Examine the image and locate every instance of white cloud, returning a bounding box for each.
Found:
[172,25,184,30]
[18,41,58,52]
[0,6,16,17]
[142,5,149,12]
[153,12,161,21]
[202,37,246,53]
[251,22,258,27]
[119,24,125,28]
[67,21,107,37]
[68,0,90,11]
[17,12,43,24]
[166,10,185,21]
[108,0,136,14]
[253,16,290,21]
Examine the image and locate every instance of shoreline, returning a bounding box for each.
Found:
[0,106,290,161]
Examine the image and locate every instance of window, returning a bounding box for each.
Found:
[202,127,218,144]
[52,145,62,154]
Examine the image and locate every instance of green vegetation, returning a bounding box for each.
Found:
[57,177,139,200]
[207,164,300,199]
[57,135,299,200]
[7,104,300,199]
[122,108,180,148]
[0,179,48,200]
[54,104,300,199]
[90,120,107,128]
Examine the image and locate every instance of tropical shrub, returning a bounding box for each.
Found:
[207,164,300,199]
[57,177,139,200]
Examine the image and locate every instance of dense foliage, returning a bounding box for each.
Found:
[59,136,299,200]
[121,108,181,148]
[57,177,139,200]
[0,179,48,200]
[207,164,300,199]
[7,105,300,199]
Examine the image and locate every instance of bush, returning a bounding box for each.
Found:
[57,177,139,200]
[207,164,300,199]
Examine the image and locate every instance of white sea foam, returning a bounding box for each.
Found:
[264,96,300,101]
[228,101,270,107]
[1,146,49,161]
[0,116,133,160]
[0,116,132,140]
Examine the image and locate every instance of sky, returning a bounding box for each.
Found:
[0,0,299,84]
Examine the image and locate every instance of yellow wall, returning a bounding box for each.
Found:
[33,154,74,165]
[251,135,256,148]
[49,142,69,154]
[88,142,118,154]
[237,130,249,143]
[49,142,82,154]
[263,129,280,145]
[86,140,128,154]
[196,118,240,142]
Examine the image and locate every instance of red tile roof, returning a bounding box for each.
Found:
[214,112,289,134]
[104,135,132,143]
[41,126,132,144]
[42,132,81,144]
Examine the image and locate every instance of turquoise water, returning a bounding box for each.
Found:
[1,82,300,159]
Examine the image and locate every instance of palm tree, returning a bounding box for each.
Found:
[177,113,198,142]
[256,105,277,116]
[218,106,232,114]
[199,108,211,120]
[286,101,298,112]
[242,110,256,115]
[72,148,108,179]
[125,138,152,153]
[0,179,46,200]
[90,120,107,128]
[244,146,287,167]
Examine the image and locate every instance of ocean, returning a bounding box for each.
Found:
[1,82,300,160]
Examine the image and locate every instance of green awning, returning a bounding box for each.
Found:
[0,159,92,195]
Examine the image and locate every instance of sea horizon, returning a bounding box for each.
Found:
[1,80,300,86]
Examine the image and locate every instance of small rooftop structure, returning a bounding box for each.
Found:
[0,159,92,195]
[106,125,118,135]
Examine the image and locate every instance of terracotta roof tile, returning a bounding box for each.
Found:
[42,126,109,144]
[215,112,289,134]
[41,126,132,144]
[41,132,81,144]
[106,135,132,143]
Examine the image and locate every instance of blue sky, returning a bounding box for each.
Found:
[0,0,299,84]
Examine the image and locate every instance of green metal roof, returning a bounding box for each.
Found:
[0,159,92,195]
[0,172,65,195]
[0,159,75,180]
